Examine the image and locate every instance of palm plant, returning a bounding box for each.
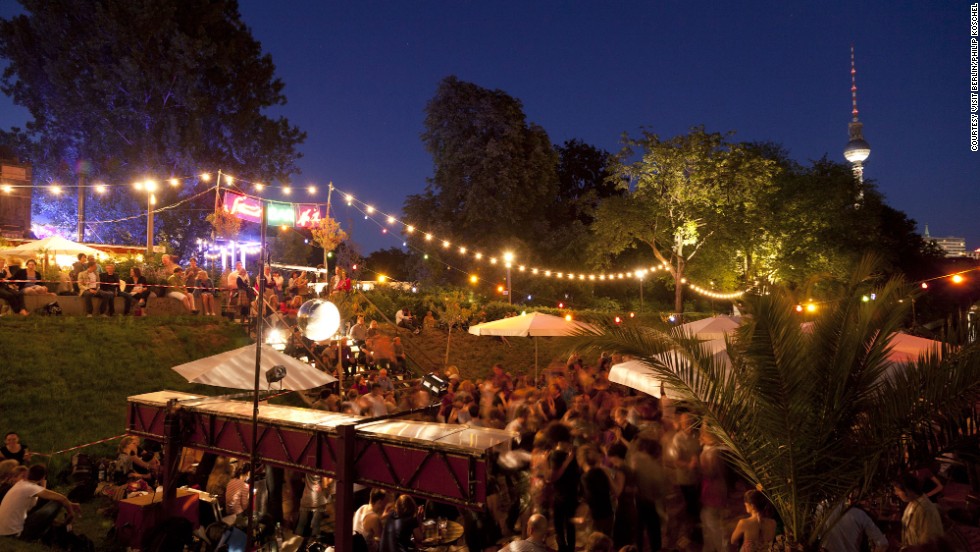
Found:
[574,259,980,548]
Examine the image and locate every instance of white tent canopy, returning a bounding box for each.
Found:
[172,344,336,391]
[2,235,107,261]
[673,315,742,340]
[609,339,730,398]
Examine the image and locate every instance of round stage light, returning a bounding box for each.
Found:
[297,299,341,341]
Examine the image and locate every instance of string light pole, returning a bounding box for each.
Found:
[133,180,157,257]
[504,251,514,304]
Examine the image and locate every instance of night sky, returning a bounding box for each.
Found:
[0,1,977,254]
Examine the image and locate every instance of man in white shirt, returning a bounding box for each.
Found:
[0,465,80,541]
[77,262,101,317]
[353,488,388,552]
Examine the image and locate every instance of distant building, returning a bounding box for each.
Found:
[922,225,967,257]
[0,160,32,239]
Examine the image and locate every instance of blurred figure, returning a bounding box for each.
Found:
[731,490,776,552]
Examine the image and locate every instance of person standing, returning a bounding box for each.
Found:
[547,440,581,552]
[670,412,702,546]
[893,474,944,549]
[730,490,776,552]
[700,429,729,552]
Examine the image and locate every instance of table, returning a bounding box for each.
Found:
[115,488,200,548]
[419,519,464,550]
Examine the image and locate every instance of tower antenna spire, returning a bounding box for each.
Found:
[850,45,859,122]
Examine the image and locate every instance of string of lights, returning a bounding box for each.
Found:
[16,169,971,303]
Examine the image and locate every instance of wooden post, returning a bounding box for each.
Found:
[334,424,356,552]
[161,399,181,512]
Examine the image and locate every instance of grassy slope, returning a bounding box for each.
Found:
[0,317,251,459]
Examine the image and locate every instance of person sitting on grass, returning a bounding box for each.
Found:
[0,464,27,504]
[167,267,197,313]
[0,433,32,466]
[0,464,82,542]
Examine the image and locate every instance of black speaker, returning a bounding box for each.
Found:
[421,373,449,396]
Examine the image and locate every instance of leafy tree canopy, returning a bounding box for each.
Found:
[0,0,305,258]
[592,126,778,313]
[405,76,558,253]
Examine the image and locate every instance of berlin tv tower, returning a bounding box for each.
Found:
[843,46,871,206]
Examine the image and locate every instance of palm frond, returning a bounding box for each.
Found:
[570,255,980,546]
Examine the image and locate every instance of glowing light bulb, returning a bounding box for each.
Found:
[94,184,107,194]
[255,183,264,191]
[442,240,450,248]
[200,173,211,182]
[282,186,291,195]
[1,185,11,193]
[470,275,478,284]
[406,225,414,233]
[366,205,375,213]
[50,185,63,195]
[387,216,395,224]
[307,185,317,194]
[169,178,179,187]
[951,274,965,284]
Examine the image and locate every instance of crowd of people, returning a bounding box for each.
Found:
[0,253,336,319]
[228,342,948,552]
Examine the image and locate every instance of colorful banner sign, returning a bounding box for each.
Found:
[294,204,323,228]
[223,191,262,223]
[223,192,323,228]
[267,201,295,226]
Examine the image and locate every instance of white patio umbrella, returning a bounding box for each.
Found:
[468,312,597,381]
[172,344,336,391]
[2,235,107,261]
[673,314,742,339]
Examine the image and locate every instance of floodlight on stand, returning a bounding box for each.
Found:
[266,365,287,386]
[297,299,341,341]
